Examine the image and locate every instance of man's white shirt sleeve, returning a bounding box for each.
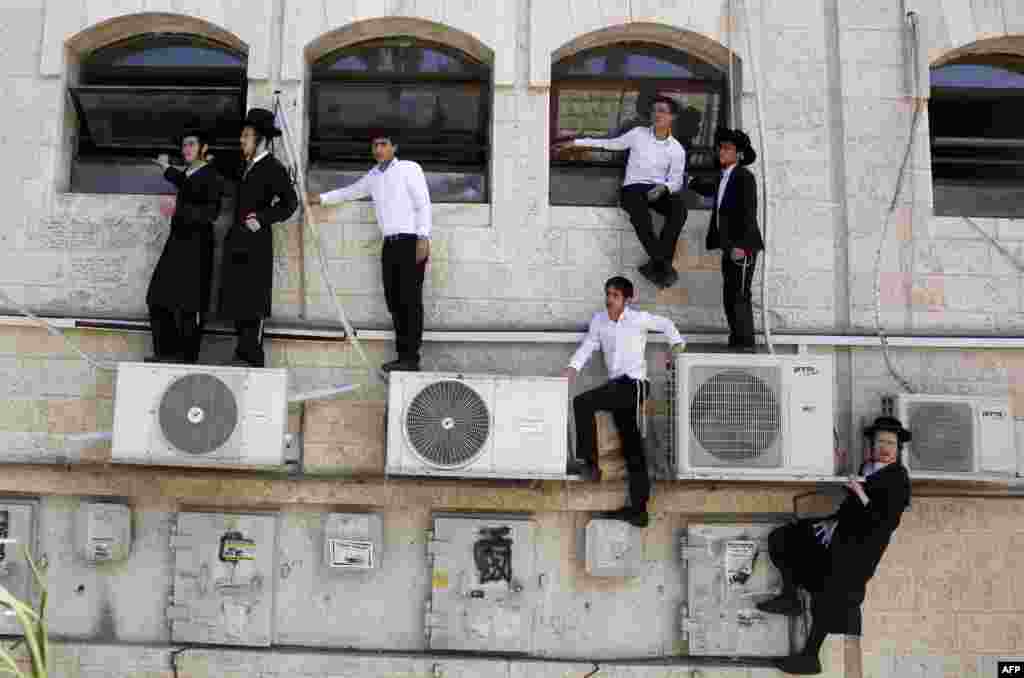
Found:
[573,127,638,152]
[320,171,373,205]
[568,314,602,371]
[667,145,686,193]
[644,311,686,349]
[405,162,433,238]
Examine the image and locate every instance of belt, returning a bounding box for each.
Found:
[383,233,419,242]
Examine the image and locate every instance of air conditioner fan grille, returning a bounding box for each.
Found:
[689,369,780,461]
[406,380,490,468]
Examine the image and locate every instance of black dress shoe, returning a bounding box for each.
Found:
[638,261,656,277]
[776,654,822,675]
[657,268,679,289]
[602,507,649,528]
[383,359,420,373]
[756,593,804,617]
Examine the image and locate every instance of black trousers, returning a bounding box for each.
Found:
[234,318,265,367]
[149,305,203,363]
[382,236,427,363]
[721,252,758,348]
[573,377,650,511]
[620,184,687,273]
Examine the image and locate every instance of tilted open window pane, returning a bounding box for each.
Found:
[930,56,1024,217]
[313,38,488,79]
[70,86,244,151]
[552,43,724,81]
[81,34,246,86]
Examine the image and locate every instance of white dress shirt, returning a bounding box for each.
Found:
[573,127,686,193]
[568,306,685,381]
[319,159,432,238]
[717,164,736,209]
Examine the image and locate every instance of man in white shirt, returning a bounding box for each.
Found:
[308,133,432,373]
[563,276,686,528]
[553,96,688,289]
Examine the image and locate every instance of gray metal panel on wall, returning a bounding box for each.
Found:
[0,500,37,635]
[169,512,276,647]
[426,514,538,654]
[682,523,792,657]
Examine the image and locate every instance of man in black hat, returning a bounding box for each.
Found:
[689,128,764,352]
[552,96,688,289]
[147,123,224,363]
[307,132,432,373]
[756,416,912,675]
[218,108,298,367]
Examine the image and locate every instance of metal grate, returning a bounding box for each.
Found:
[159,373,239,455]
[689,370,781,462]
[906,401,973,472]
[405,380,490,469]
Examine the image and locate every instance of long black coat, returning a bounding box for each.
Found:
[218,154,298,319]
[691,166,764,253]
[146,165,224,312]
[817,462,911,632]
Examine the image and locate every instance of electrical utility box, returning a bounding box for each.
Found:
[585,519,644,577]
[425,514,538,653]
[75,502,132,564]
[681,522,800,657]
[323,512,384,572]
[167,512,277,646]
[0,500,37,635]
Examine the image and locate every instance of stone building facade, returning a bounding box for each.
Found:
[1,0,1024,676]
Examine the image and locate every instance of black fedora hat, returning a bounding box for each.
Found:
[241,107,282,139]
[714,127,757,166]
[863,415,912,444]
[174,118,213,147]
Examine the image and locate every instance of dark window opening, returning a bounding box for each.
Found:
[550,43,730,208]
[930,55,1024,217]
[69,34,247,195]
[309,38,491,204]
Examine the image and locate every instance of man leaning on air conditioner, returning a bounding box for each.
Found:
[563,275,686,528]
[755,416,912,675]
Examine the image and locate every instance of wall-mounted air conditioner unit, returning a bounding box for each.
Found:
[895,394,1017,478]
[112,363,289,469]
[386,372,568,479]
[672,353,835,480]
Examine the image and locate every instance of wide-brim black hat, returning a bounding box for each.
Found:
[863,415,912,444]
[714,127,757,166]
[241,107,282,138]
[174,119,213,147]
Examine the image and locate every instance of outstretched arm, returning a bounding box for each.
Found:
[565,317,601,380]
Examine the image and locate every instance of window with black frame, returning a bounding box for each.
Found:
[930,55,1024,218]
[550,43,729,208]
[308,38,491,204]
[68,34,247,195]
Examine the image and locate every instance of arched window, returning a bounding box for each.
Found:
[69,34,247,194]
[308,37,491,203]
[930,54,1024,217]
[550,42,729,207]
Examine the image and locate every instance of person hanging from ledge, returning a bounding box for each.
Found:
[688,128,763,353]
[552,96,688,289]
[756,416,912,675]
[308,131,431,374]
[563,276,686,528]
[146,122,224,364]
[218,108,298,368]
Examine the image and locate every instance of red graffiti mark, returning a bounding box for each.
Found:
[160,197,176,217]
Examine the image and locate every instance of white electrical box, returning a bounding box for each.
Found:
[323,513,384,571]
[75,502,132,563]
[426,514,538,653]
[168,512,277,646]
[682,522,799,657]
[585,519,643,577]
[0,500,38,634]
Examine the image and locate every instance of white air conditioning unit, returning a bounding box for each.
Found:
[673,353,835,480]
[112,363,289,469]
[895,394,1017,478]
[386,372,568,479]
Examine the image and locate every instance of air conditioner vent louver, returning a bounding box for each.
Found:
[405,380,490,468]
[905,400,973,473]
[690,369,781,462]
[159,373,240,455]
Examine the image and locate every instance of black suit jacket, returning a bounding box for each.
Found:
[690,166,764,253]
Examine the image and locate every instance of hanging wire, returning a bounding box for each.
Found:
[0,289,115,371]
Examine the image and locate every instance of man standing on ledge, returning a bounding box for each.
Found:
[689,128,763,353]
[308,132,431,373]
[563,276,686,528]
[552,96,688,289]
[219,108,298,368]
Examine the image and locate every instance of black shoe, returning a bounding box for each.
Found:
[776,654,822,675]
[383,359,420,373]
[603,507,649,528]
[656,268,679,289]
[144,355,180,364]
[757,593,803,617]
[638,261,657,277]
